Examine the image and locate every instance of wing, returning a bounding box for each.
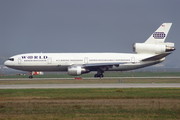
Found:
[83,62,125,71]
[83,62,125,67]
[71,62,125,71]
[141,52,171,61]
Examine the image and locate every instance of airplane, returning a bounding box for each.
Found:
[4,23,175,78]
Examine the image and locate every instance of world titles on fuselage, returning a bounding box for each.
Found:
[21,56,48,59]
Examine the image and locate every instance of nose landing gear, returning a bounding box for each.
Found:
[29,75,33,79]
[29,72,33,79]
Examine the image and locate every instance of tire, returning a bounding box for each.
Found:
[99,74,104,78]
[94,74,98,78]
[101,74,104,77]
[29,76,33,79]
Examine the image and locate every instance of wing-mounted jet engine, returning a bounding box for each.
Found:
[68,66,90,75]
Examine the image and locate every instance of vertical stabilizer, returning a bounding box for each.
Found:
[144,23,172,44]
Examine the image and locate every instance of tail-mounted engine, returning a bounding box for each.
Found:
[133,42,175,54]
[68,66,90,76]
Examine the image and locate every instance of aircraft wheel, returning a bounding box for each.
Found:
[29,76,33,79]
[94,74,104,78]
[94,74,98,78]
[100,74,104,78]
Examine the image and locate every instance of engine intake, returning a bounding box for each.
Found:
[68,66,90,76]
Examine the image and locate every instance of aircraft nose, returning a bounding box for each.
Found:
[4,61,7,66]
[4,60,9,66]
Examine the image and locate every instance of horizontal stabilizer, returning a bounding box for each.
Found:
[142,52,171,61]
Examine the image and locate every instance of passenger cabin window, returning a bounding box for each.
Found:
[8,58,14,61]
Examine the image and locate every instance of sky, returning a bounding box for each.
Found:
[0,0,179,68]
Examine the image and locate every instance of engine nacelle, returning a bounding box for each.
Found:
[68,66,89,76]
[133,43,175,54]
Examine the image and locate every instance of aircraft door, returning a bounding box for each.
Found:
[131,57,135,63]
[84,57,88,64]
[18,57,21,64]
[47,57,52,64]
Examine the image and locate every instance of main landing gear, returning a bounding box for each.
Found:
[94,69,104,78]
[94,74,103,78]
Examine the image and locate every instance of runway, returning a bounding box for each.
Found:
[0,77,180,81]
[0,83,180,89]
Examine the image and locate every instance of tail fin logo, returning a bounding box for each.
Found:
[153,32,166,39]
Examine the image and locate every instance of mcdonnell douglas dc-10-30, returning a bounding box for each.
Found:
[4,23,175,78]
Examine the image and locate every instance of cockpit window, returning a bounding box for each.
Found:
[8,58,14,61]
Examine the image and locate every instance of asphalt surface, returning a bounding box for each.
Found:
[0,77,180,81]
[1,77,180,89]
[0,83,180,89]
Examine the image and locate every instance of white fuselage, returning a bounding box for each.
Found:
[4,53,163,72]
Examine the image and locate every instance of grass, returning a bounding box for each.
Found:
[1,101,180,120]
[1,73,180,120]
[1,88,180,99]
[0,88,180,119]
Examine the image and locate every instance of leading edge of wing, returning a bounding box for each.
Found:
[82,62,125,68]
